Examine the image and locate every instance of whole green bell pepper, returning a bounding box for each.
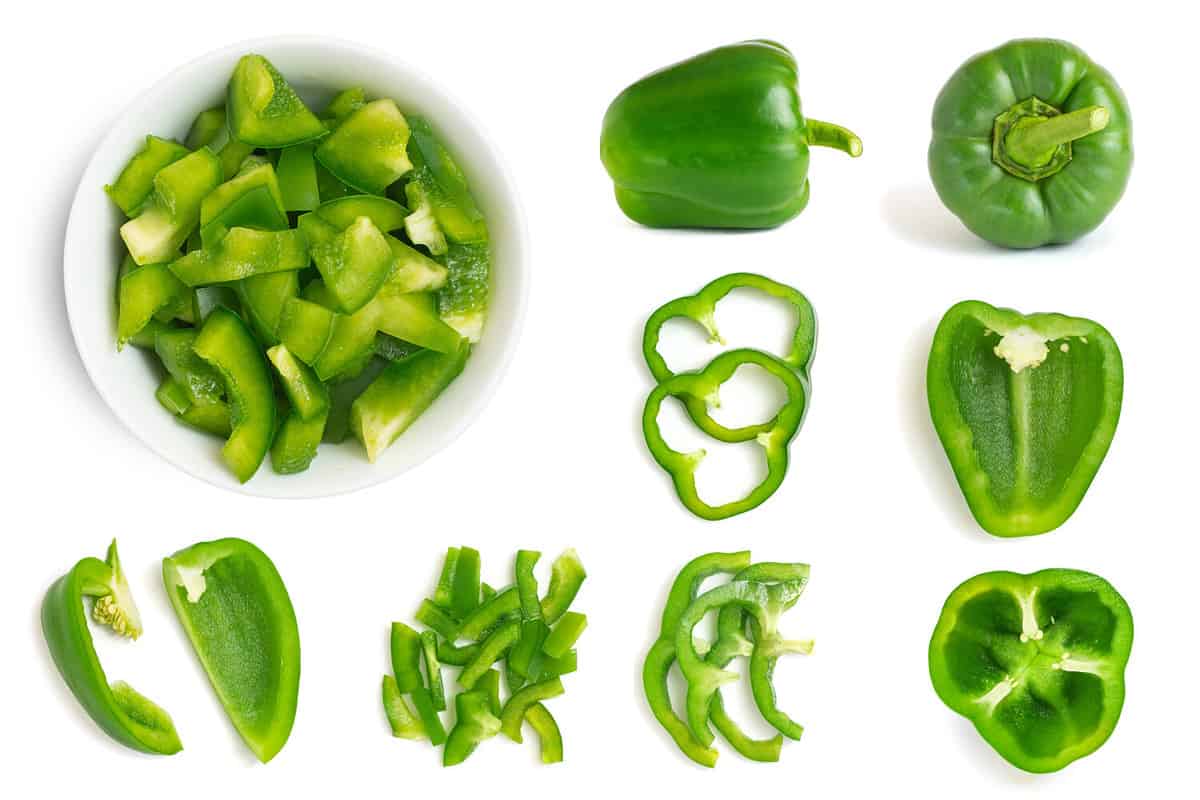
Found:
[927,300,1123,537]
[600,40,862,229]
[929,569,1133,773]
[162,537,300,763]
[929,39,1132,248]
[41,540,183,755]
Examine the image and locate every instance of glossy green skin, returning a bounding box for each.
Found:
[929,570,1133,773]
[929,39,1133,248]
[602,41,835,228]
[927,301,1122,537]
[163,538,300,763]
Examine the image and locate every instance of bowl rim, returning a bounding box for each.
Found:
[63,34,529,499]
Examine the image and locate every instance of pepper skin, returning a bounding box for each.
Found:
[929,569,1133,773]
[929,39,1132,248]
[162,537,300,763]
[600,40,861,229]
[42,540,182,755]
[928,301,1122,537]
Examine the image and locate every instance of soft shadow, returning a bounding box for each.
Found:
[880,184,996,254]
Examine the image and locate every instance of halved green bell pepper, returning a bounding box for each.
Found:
[162,537,300,763]
[315,99,413,194]
[227,55,327,148]
[42,540,183,755]
[929,39,1133,248]
[929,569,1133,773]
[927,301,1123,537]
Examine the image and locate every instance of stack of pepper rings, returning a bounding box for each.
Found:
[641,273,816,520]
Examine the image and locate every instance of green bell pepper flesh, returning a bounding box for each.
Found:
[540,549,586,626]
[407,116,488,244]
[316,99,413,194]
[459,621,519,690]
[313,194,408,232]
[458,587,520,641]
[381,674,426,740]
[929,39,1133,248]
[323,87,365,123]
[525,702,564,764]
[170,227,308,286]
[41,540,183,755]
[116,263,192,348]
[267,343,329,420]
[155,328,223,404]
[451,546,482,620]
[421,630,447,711]
[432,546,460,610]
[162,537,300,763]
[443,690,502,766]
[643,348,809,520]
[436,243,489,343]
[391,622,425,693]
[276,144,320,212]
[156,376,232,437]
[416,599,461,641]
[218,140,256,182]
[600,40,862,228]
[404,181,448,255]
[928,569,1133,773]
[927,300,1123,537]
[227,55,327,148]
[236,270,299,345]
[477,668,502,718]
[186,108,226,150]
[192,307,277,482]
[105,135,189,217]
[387,235,449,294]
[309,216,394,314]
[543,612,587,659]
[121,148,222,266]
[270,405,327,474]
[410,687,447,746]
[199,164,289,247]
[499,677,564,743]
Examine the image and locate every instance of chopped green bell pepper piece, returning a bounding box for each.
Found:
[406,116,488,244]
[540,549,586,626]
[416,599,461,641]
[927,300,1123,537]
[155,328,223,404]
[432,546,460,610]
[236,270,299,345]
[458,586,520,641]
[199,162,288,246]
[309,216,394,314]
[315,98,413,194]
[186,107,227,150]
[162,538,300,763]
[391,622,425,693]
[525,702,563,764]
[499,677,564,743]
[313,194,408,232]
[156,376,232,437]
[929,39,1132,248]
[277,296,335,364]
[410,687,447,746]
[459,620,520,690]
[267,343,328,420]
[218,139,257,181]
[350,345,469,461]
[227,54,327,148]
[41,540,183,755]
[443,690,502,766]
[121,147,222,265]
[276,143,320,211]
[170,227,308,286]
[116,262,192,348]
[451,546,482,620]
[324,87,366,123]
[437,243,489,343]
[543,612,587,659]
[421,630,447,711]
[270,406,326,474]
[386,236,448,293]
[105,135,189,217]
[404,179,448,255]
[382,674,426,740]
[191,307,277,482]
[600,40,861,228]
[643,348,809,520]
[477,668,502,718]
[929,569,1133,773]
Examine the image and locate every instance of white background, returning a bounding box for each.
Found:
[4,0,1194,796]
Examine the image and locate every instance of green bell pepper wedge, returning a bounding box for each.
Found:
[643,272,816,438]
[192,307,277,482]
[643,348,809,520]
[186,108,226,150]
[236,270,299,345]
[267,343,329,421]
[116,262,192,348]
[156,376,233,437]
[387,236,448,294]
[199,162,288,247]
[162,537,300,763]
[227,55,327,148]
[540,549,586,626]
[525,703,564,764]
[929,569,1133,773]
[927,300,1123,537]
[105,135,189,217]
[270,408,326,475]
[121,147,223,266]
[323,87,366,123]
[499,677,564,743]
[170,227,308,286]
[600,40,862,229]
[276,143,320,211]
[42,540,183,755]
[267,343,330,475]
[315,99,413,194]
[155,328,223,404]
[381,674,426,740]
[929,39,1133,248]
[407,116,489,245]
[436,243,489,343]
[443,690,502,766]
[309,216,394,314]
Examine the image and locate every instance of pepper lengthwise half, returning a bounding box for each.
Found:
[927,300,1123,537]
[107,53,492,482]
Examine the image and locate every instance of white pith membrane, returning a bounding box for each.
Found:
[164,550,228,603]
[993,326,1049,373]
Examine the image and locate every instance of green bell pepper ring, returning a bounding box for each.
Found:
[929,39,1132,248]
[227,55,327,148]
[499,677,564,743]
[162,537,300,763]
[192,307,277,483]
[381,674,426,740]
[643,348,809,520]
[525,702,563,764]
[927,300,1123,537]
[315,99,413,194]
[600,40,862,229]
[105,135,189,217]
[443,690,502,766]
[644,273,815,440]
[41,540,183,755]
[928,569,1133,773]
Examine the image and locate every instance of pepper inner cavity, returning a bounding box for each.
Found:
[656,288,800,377]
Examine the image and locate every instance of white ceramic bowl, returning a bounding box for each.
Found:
[64,37,528,498]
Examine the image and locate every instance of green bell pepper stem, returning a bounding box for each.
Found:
[928,569,1133,773]
[443,690,502,766]
[1004,106,1109,167]
[415,599,460,640]
[41,540,183,755]
[525,702,564,764]
[409,686,447,746]
[162,537,299,763]
[709,692,780,762]
[390,622,424,693]
[643,349,809,520]
[433,546,461,610]
[437,638,480,667]
[459,620,520,689]
[543,612,587,659]
[381,674,426,740]
[499,677,564,743]
[458,586,520,641]
[540,549,586,625]
[192,307,277,483]
[805,119,863,156]
[420,630,447,711]
[477,668,503,717]
[451,546,482,620]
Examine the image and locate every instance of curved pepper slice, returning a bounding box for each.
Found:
[524,702,563,764]
[600,40,861,229]
[927,300,1123,537]
[499,677,564,743]
[643,272,815,439]
[192,307,277,482]
[169,227,308,286]
[929,38,1132,248]
[443,689,502,766]
[928,569,1133,773]
[643,348,809,520]
[162,537,300,763]
[41,540,183,755]
[227,55,327,148]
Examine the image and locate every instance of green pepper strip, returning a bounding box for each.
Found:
[477,669,503,718]
[409,687,447,746]
[433,547,460,611]
[420,631,446,711]
[415,599,460,640]
[540,549,586,625]
[510,549,548,679]
[381,674,425,740]
[643,551,751,767]
[643,349,808,520]
[500,677,564,743]
[451,546,482,620]
[390,622,424,693]
[543,611,587,659]
[459,620,520,689]
[525,702,564,764]
[458,586,520,641]
[443,690,502,766]
[436,639,480,667]
[705,595,780,762]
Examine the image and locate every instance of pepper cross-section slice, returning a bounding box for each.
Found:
[927,300,1123,537]
[162,537,300,763]
[928,569,1133,773]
